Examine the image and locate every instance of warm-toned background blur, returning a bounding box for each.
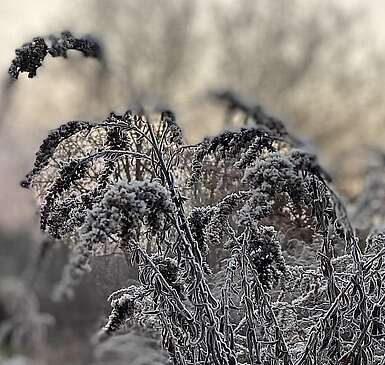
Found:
[1,0,385,364]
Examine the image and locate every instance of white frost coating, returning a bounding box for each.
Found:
[52,180,175,302]
[81,180,175,245]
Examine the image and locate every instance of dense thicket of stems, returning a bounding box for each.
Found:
[6,33,385,365]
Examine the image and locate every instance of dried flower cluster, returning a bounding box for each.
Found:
[8,32,385,365]
[9,31,103,79]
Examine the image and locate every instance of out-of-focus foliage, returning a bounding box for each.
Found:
[93,333,167,365]
[0,278,53,357]
[90,0,197,104]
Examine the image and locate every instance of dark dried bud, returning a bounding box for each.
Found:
[9,31,103,79]
[9,37,48,79]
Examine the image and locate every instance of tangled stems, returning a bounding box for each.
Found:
[297,246,385,365]
[228,228,293,365]
[140,116,238,364]
[34,110,240,363]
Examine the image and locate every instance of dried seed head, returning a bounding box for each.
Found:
[9,31,103,79]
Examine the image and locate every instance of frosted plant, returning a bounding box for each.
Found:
[9,29,385,365]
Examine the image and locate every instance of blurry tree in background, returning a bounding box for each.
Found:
[91,0,197,105]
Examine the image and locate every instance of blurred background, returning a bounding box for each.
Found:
[1,0,385,364]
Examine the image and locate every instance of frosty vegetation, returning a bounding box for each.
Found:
[4,33,385,365]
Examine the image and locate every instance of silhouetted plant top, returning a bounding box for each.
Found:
[9,31,103,79]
